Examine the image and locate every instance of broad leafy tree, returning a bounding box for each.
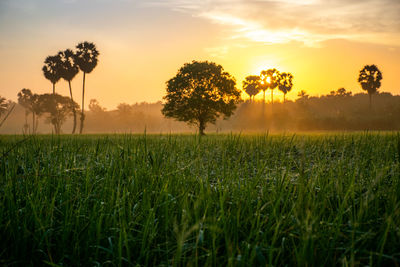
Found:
[243,75,261,102]
[162,61,241,135]
[278,72,293,102]
[74,41,100,134]
[42,55,62,94]
[358,64,382,108]
[38,93,79,134]
[59,49,80,133]
[260,68,279,103]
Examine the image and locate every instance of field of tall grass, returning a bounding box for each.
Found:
[1,133,400,266]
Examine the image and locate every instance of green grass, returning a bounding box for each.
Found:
[1,133,400,266]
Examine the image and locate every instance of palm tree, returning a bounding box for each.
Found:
[278,72,293,102]
[74,41,100,134]
[260,68,279,104]
[358,64,382,108]
[42,55,62,94]
[59,49,80,134]
[242,75,261,102]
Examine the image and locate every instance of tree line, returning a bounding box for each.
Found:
[1,53,385,134]
[162,61,384,134]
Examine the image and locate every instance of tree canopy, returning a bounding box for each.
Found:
[358,64,382,107]
[243,75,261,102]
[277,72,293,102]
[162,61,241,135]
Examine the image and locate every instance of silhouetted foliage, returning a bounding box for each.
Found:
[260,68,279,103]
[59,49,79,134]
[17,89,41,133]
[278,72,293,102]
[42,55,62,94]
[38,93,79,134]
[74,41,100,134]
[328,88,352,97]
[243,75,261,102]
[358,64,382,108]
[0,96,8,116]
[89,99,106,113]
[162,61,241,135]
[298,90,309,99]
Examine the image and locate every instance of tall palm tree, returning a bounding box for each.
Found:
[59,49,80,134]
[42,55,62,94]
[260,68,279,104]
[242,75,261,102]
[74,41,100,134]
[358,64,382,108]
[278,72,293,102]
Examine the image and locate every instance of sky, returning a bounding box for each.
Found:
[0,0,399,109]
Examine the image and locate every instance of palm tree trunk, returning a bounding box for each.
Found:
[283,93,286,103]
[53,83,55,94]
[69,80,77,134]
[263,90,266,104]
[79,72,86,134]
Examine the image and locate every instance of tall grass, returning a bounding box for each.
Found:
[1,133,399,266]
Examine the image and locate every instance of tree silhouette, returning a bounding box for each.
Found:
[278,72,293,102]
[59,49,80,134]
[297,90,309,99]
[42,55,62,94]
[260,68,279,103]
[17,89,41,133]
[0,96,15,129]
[242,75,261,102]
[162,61,241,135]
[0,96,8,116]
[334,88,352,97]
[358,64,382,108]
[38,93,79,134]
[74,41,100,134]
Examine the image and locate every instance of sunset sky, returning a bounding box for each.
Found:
[0,0,399,109]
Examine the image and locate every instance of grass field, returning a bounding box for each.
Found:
[1,133,400,266]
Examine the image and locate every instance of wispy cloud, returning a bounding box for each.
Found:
[144,0,400,47]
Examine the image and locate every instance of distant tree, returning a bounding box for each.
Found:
[336,88,352,97]
[242,75,261,102]
[59,49,80,134]
[278,72,293,102]
[0,96,8,116]
[0,96,15,129]
[260,68,279,103]
[162,61,241,135]
[74,41,100,134]
[297,90,309,100]
[42,55,62,94]
[89,99,106,113]
[117,103,133,116]
[38,93,79,134]
[358,64,382,108]
[17,89,41,133]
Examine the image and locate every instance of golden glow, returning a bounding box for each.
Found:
[266,76,271,83]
